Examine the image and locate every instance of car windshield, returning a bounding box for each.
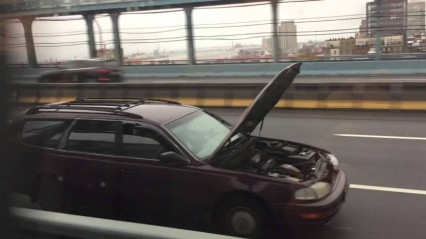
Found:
[165,110,230,161]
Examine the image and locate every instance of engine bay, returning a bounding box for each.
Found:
[232,138,324,182]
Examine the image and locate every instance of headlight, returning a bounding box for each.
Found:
[328,153,339,171]
[294,182,331,200]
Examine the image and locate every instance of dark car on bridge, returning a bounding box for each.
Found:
[6,63,347,239]
[38,59,122,83]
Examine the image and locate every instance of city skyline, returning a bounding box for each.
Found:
[5,0,425,63]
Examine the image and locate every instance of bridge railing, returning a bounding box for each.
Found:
[8,53,426,68]
[3,0,136,11]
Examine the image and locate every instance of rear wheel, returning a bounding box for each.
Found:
[214,197,274,239]
[36,175,76,213]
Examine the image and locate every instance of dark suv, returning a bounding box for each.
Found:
[6,64,347,239]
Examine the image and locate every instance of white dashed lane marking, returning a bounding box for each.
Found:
[333,134,426,141]
[334,134,426,194]
[350,184,426,195]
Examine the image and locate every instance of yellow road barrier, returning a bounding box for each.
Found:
[12,96,426,111]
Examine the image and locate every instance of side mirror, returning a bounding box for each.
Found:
[159,152,190,165]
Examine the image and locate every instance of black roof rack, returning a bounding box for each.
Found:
[25,98,181,118]
[26,106,143,119]
[74,98,180,105]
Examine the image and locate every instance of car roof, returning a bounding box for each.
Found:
[124,104,198,124]
[24,98,199,125]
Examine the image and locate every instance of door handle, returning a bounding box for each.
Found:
[121,168,133,173]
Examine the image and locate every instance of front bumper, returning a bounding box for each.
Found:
[273,169,349,225]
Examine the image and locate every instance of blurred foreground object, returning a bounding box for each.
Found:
[0,16,14,239]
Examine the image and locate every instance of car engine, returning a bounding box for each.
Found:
[235,138,323,182]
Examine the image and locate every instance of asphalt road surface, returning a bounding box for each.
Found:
[8,109,426,239]
[214,109,426,239]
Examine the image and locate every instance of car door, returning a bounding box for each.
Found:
[113,122,176,224]
[57,119,122,211]
[16,119,73,195]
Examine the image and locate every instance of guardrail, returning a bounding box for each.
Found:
[0,0,243,16]
[8,54,426,68]
[10,207,239,239]
[9,80,426,111]
[9,60,426,81]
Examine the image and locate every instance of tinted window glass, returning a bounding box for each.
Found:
[21,120,71,148]
[121,123,170,159]
[66,120,117,155]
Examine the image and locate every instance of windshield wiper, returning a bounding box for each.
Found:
[204,110,232,127]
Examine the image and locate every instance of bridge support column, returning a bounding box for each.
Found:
[83,14,97,58]
[271,0,281,63]
[374,0,382,60]
[110,12,123,66]
[184,7,196,65]
[19,17,37,67]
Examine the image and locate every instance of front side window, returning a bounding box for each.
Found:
[165,110,230,161]
[21,120,71,148]
[121,123,171,159]
[65,120,118,155]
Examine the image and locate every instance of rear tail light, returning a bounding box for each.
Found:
[97,78,110,82]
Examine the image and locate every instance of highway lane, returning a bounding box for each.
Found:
[211,109,426,239]
[213,109,426,191]
[7,109,426,239]
[289,189,426,239]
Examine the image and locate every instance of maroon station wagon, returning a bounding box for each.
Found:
[6,63,348,239]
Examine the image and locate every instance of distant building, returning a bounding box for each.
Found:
[407,33,426,52]
[355,35,405,53]
[262,37,273,52]
[96,48,115,59]
[407,0,426,36]
[279,21,298,54]
[358,19,368,38]
[340,38,356,55]
[324,38,355,56]
[298,41,325,55]
[356,37,376,47]
[366,0,408,37]
[382,35,405,52]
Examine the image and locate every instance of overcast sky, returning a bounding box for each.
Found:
[5,0,386,63]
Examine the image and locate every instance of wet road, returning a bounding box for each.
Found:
[214,109,426,239]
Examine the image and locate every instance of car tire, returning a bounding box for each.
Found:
[214,197,274,239]
[36,175,76,213]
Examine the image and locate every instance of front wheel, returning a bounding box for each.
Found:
[214,197,274,239]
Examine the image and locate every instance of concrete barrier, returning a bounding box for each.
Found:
[10,207,240,239]
[9,59,426,82]
[9,80,426,111]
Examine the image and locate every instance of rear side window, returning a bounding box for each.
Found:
[21,120,71,149]
[65,120,118,155]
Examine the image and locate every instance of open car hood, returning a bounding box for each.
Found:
[209,63,302,163]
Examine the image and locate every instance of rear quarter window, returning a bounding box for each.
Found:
[20,120,71,149]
